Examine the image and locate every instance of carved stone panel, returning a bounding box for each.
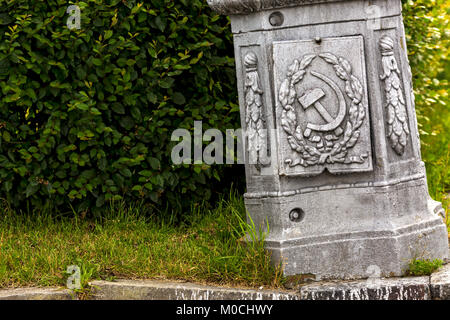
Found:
[273,36,373,176]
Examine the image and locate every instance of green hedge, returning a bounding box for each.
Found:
[402,0,449,197]
[0,0,447,215]
[0,0,239,215]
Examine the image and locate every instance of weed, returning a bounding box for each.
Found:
[406,258,444,276]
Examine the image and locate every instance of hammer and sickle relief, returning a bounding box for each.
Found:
[298,71,347,138]
[278,51,368,169]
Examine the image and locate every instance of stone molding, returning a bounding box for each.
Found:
[207,0,347,15]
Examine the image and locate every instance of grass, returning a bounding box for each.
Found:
[0,190,284,289]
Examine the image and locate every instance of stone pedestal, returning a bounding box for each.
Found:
[208,0,449,279]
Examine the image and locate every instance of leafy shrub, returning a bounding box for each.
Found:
[403,0,449,201]
[0,0,238,215]
[403,0,448,121]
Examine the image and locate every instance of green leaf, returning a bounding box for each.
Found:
[132,185,142,191]
[25,182,39,198]
[92,58,102,66]
[112,103,125,114]
[119,116,135,130]
[147,92,157,104]
[148,157,160,170]
[173,92,186,105]
[159,77,175,89]
[2,131,10,142]
[96,195,105,207]
[139,170,152,177]
[104,30,113,40]
[147,47,157,58]
[130,106,141,120]
[75,103,89,111]
[154,16,166,32]
[149,192,158,202]
[120,168,132,177]
[4,180,12,192]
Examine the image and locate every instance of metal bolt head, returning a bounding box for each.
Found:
[269,12,284,27]
[289,208,305,222]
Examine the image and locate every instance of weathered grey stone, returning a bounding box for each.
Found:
[0,287,74,300]
[431,263,450,300]
[299,276,430,300]
[89,280,298,300]
[208,0,449,279]
[208,0,348,15]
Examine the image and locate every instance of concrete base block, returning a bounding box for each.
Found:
[268,217,448,279]
[299,276,430,300]
[431,263,450,300]
[251,179,449,279]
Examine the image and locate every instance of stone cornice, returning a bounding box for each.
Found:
[207,0,348,15]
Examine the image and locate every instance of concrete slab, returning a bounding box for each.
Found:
[89,280,298,300]
[2,255,450,301]
[299,276,430,300]
[0,287,74,300]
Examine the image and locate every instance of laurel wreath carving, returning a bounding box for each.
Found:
[244,52,267,169]
[379,36,410,156]
[279,53,367,167]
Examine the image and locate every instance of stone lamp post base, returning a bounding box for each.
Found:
[208,0,449,279]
